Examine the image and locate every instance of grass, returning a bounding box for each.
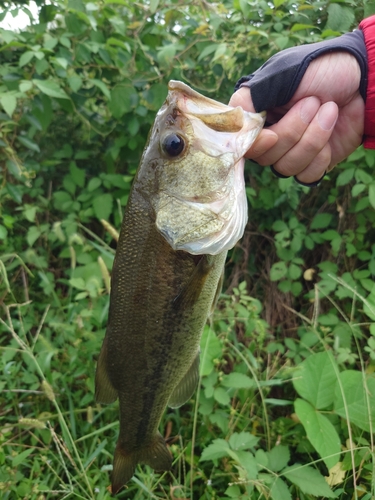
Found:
[1,274,375,499]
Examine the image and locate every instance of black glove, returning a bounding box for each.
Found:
[235,30,368,112]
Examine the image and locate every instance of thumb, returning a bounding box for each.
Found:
[229,87,256,112]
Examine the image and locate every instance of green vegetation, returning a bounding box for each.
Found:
[1,0,375,498]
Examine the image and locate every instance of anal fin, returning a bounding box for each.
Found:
[140,432,173,471]
[95,336,118,404]
[168,351,200,408]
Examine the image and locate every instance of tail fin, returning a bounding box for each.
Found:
[111,444,138,495]
[111,434,172,495]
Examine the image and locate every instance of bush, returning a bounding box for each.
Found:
[1,1,375,499]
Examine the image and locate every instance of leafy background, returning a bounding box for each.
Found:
[1,0,375,499]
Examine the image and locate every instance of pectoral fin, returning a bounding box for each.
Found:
[168,351,200,408]
[95,336,118,404]
[173,255,214,310]
[211,266,224,314]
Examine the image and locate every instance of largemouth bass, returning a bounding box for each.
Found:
[95,80,265,494]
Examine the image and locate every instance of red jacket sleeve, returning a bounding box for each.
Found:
[360,16,375,148]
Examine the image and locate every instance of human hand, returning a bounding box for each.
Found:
[229,52,364,184]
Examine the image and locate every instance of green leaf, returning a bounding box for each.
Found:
[33,79,69,99]
[199,438,230,461]
[365,0,375,17]
[18,136,40,152]
[87,177,102,192]
[233,450,258,479]
[326,4,355,32]
[69,162,85,188]
[290,23,315,32]
[69,277,86,290]
[55,57,68,69]
[229,432,258,451]
[12,447,35,467]
[43,35,58,50]
[293,351,338,409]
[200,326,222,376]
[334,371,375,432]
[93,193,113,220]
[368,182,375,209]
[6,183,23,203]
[0,224,8,240]
[32,94,52,131]
[274,35,289,50]
[27,226,41,247]
[148,83,167,110]
[310,213,332,229]
[213,43,227,62]
[272,220,288,232]
[225,485,242,498]
[24,206,37,222]
[0,94,17,117]
[355,196,369,212]
[19,80,33,92]
[109,84,137,119]
[321,229,340,241]
[19,51,35,67]
[278,279,291,293]
[157,44,177,65]
[150,0,160,13]
[267,445,290,472]
[198,43,219,61]
[295,399,341,469]
[336,167,355,186]
[270,478,292,500]
[221,373,254,389]
[270,261,287,281]
[355,168,373,184]
[90,78,110,99]
[283,464,335,497]
[128,116,140,136]
[68,75,83,92]
[288,263,301,280]
[213,387,230,405]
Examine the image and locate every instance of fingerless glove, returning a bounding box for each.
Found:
[235,30,368,112]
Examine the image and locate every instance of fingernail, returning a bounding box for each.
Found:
[300,97,320,124]
[317,102,338,131]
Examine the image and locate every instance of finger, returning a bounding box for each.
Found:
[255,96,322,170]
[294,142,331,185]
[228,87,256,112]
[271,101,338,178]
[244,129,278,159]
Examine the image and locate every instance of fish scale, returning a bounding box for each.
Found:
[95,80,265,494]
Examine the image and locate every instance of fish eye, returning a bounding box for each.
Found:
[162,133,185,157]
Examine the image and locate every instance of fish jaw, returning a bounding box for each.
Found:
[153,81,265,255]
